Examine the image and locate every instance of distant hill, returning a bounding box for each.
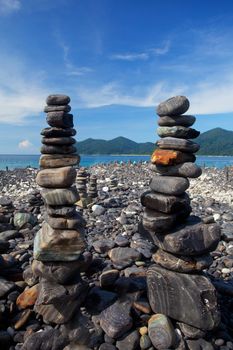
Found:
[76,136,154,155]
[196,128,233,156]
[76,128,233,155]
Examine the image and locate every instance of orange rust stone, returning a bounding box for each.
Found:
[151,149,180,165]
[16,284,39,310]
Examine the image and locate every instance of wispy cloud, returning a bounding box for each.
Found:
[55,33,93,76]
[0,54,48,124]
[0,0,21,15]
[111,41,170,61]
[76,81,185,108]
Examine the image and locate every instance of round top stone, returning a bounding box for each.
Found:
[46,94,70,106]
[156,96,190,116]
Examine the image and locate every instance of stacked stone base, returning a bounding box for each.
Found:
[33,94,87,324]
[142,96,221,332]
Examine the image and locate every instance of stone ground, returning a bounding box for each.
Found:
[0,163,233,350]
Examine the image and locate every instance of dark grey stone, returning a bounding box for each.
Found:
[157,137,200,153]
[150,176,189,195]
[40,144,77,154]
[147,266,220,330]
[41,127,76,137]
[158,115,196,127]
[46,94,70,105]
[150,162,202,178]
[46,112,73,129]
[156,96,190,116]
[141,191,190,213]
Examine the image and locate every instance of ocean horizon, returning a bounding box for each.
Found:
[0,154,233,170]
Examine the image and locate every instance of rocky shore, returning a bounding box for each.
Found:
[0,162,232,350]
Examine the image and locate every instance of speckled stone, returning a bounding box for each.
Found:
[46,94,70,105]
[157,126,200,139]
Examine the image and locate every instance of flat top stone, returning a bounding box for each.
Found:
[46,94,70,106]
[156,96,190,116]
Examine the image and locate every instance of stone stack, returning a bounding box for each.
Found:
[77,168,88,199]
[88,174,98,199]
[141,96,221,332]
[109,175,118,191]
[33,94,88,324]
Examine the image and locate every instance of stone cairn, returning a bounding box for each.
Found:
[32,94,88,324]
[88,174,98,199]
[141,96,221,341]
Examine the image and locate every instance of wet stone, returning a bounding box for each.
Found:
[152,249,213,273]
[151,149,196,166]
[150,176,189,196]
[150,162,202,178]
[141,191,190,214]
[157,126,200,139]
[41,127,76,137]
[157,137,200,153]
[147,265,220,330]
[158,114,196,127]
[156,96,190,116]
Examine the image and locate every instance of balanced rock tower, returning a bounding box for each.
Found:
[33,94,88,324]
[141,96,221,332]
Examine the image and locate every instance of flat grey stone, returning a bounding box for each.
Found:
[158,115,196,127]
[156,96,190,116]
[147,266,220,330]
[149,216,221,256]
[150,162,202,178]
[150,176,189,195]
[141,191,190,213]
[42,136,76,145]
[41,127,76,137]
[41,144,77,154]
[157,137,200,153]
[44,105,71,112]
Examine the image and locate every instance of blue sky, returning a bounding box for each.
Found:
[0,0,233,153]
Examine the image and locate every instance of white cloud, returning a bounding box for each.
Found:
[149,41,170,55]
[0,54,49,124]
[111,52,149,61]
[0,0,21,15]
[18,139,33,149]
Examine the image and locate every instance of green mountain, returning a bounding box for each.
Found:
[76,128,233,155]
[76,136,154,155]
[196,128,233,156]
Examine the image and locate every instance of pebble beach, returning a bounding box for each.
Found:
[0,162,233,349]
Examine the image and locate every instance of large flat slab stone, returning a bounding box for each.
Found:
[147,266,220,330]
